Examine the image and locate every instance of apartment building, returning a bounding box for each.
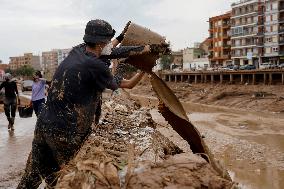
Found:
[171,50,183,69]
[263,0,284,64]
[231,0,265,66]
[209,12,232,67]
[9,53,41,70]
[42,48,71,80]
[42,50,58,80]
[183,45,209,70]
[58,48,71,65]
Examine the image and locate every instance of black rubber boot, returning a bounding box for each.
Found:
[10,117,15,130]
[7,117,11,130]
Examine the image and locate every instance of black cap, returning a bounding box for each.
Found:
[83,19,116,44]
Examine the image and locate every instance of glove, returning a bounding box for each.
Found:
[116,21,131,43]
[149,43,171,55]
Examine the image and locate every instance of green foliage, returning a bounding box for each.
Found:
[159,55,173,70]
[4,68,13,74]
[11,65,35,77]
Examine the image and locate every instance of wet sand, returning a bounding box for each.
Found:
[131,94,284,189]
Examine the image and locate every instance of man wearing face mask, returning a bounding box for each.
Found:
[17,19,160,189]
[0,73,20,130]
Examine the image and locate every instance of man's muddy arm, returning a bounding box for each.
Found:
[100,46,149,60]
[119,71,145,89]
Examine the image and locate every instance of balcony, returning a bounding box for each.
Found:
[223,44,231,49]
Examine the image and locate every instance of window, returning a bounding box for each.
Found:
[265,47,271,54]
[218,20,222,26]
[272,35,278,43]
[235,39,241,46]
[272,2,278,10]
[266,3,271,11]
[272,14,278,21]
[273,47,278,52]
[272,24,278,32]
[266,37,272,43]
[266,16,270,22]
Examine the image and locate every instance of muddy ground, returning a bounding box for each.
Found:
[130,77,284,113]
[128,76,284,189]
[56,94,234,189]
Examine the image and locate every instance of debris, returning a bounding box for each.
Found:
[55,94,234,188]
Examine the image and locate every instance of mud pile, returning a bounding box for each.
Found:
[55,93,234,189]
[131,78,284,113]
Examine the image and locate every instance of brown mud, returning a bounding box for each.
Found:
[55,94,235,189]
[131,77,284,113]
[131,93,284,189]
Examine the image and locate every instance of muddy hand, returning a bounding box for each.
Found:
[149,43,171,55]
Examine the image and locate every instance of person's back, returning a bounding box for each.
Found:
[0,74,19,130]
[40,44,113,134]
[1,80,17,98]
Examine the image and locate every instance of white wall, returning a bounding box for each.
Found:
[183,58,209,71]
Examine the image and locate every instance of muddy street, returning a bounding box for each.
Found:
[131,94,284,189]
[0,113,36,189]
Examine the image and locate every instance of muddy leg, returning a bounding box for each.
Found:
[17,124,60,189]
[4,101,11,128]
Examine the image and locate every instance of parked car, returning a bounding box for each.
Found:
[219,66,230,71]
[240,64,256,70]
[259,63,270,70]
[22,80,33,92]
[279,63,284,69]
[232,65,239,70]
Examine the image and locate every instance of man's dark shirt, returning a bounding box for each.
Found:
[0,80,18,98]
[39,44,120,135]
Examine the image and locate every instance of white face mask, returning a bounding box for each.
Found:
[101,42,113,55]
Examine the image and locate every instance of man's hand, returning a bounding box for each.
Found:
[29,100,33,107]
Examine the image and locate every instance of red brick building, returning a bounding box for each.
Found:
[209,12,232,67]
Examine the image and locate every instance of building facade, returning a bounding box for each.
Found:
[231,0,265,66]
[171,50,183,69]
[9,53,41,70]
[42,48,71,80]
[209,12,232,67]
[263,0,284,64]
[57,48,71,65]
[183,46,208,71]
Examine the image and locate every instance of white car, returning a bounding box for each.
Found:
[259,63,270,70]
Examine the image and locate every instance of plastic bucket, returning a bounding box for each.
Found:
[18,106,33,118]
[121,22,166,72]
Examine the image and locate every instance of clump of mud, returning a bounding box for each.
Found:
[55,93,234,188]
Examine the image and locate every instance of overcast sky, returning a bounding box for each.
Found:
[0,0,235,63]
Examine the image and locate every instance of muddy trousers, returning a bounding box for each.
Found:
[17,121,89,189]
[4,97,16,120]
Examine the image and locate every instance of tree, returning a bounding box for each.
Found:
[159,55,174,70]
[15,65,35,77]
